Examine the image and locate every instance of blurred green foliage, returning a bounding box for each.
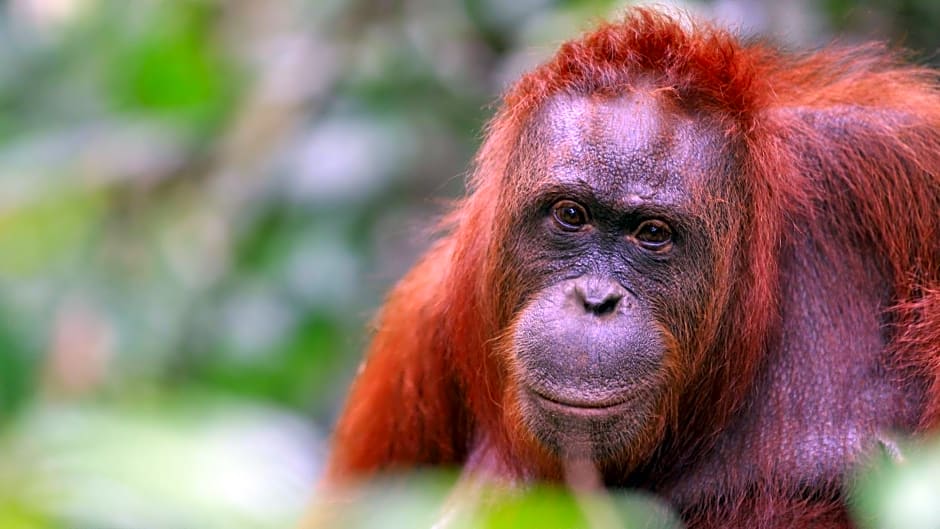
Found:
[0,0,937,527]
[851,437,940,529]
[317,473,682,529]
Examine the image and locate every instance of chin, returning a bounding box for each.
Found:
[517,385,662,462]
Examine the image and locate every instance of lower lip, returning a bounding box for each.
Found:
[528,389,634,417]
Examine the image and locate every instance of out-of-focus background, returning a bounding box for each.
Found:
[0,0,938,528]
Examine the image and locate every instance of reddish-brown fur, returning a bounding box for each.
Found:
[325,9,940,528]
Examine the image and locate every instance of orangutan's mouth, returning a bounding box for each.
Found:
[527,388,635,417]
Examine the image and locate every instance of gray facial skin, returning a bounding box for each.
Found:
[503,92,727,461]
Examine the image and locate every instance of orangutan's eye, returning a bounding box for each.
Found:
[551,200,589,231]
[633,219,673,250]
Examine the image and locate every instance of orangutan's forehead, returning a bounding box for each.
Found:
[516,92,723,200]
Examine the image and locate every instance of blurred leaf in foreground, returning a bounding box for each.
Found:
[852,436,940,529]
[309,473,681,529]
[0,399,321,529]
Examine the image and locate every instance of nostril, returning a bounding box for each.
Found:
[583,294,621,316]
[569,276,627,317]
